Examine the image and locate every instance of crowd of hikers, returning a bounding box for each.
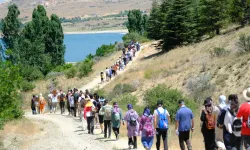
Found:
[30,41,250,150]
[30,87,250,150]
[100,41,141,83]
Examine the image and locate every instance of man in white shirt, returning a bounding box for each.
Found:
[154,100,171,150]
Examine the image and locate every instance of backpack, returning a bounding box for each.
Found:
[104,105,112,120]
[206,114,216,129]
[113,109,120,121]
[129,111,137,126]
[60,93,64,101]
[156,109,168,130]
[247,115,250,128]
[143,116,154,137]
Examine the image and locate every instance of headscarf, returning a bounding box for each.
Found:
[127,104,133,110]
[113,102,119,113]
[143,107,151,117]
[219,95,226,109]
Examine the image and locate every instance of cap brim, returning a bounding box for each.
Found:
[243,90,250,101]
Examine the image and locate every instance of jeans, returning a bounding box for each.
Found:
[59,101,65,114]
[179,131,192,150]
[87,116,94,134]
[242,135,250,150]
[227,133,242,150]
[141,136,154,149]
[156,128,168,150]
[52,102,57,113]
[104,120,111,138]
[128,136,137,148]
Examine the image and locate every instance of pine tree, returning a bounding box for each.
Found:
[162,0,197,50]
[45,14,66,66]
[200,0,228,35]
[127,10,144,34]
[229,0,250,26]
[1,4,21,63]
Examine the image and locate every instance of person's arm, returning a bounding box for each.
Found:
[200,110,206,122]
[191,111,194,131]
[224,111,232,133]
[154,110,157,129]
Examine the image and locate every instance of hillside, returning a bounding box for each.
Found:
[0,0,152,31]
[103,26,250,104]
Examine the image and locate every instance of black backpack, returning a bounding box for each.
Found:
[232,118,242,132]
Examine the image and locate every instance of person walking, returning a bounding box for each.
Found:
[48,92,53,113]
[224,94,242,150]
[154,100,171,150]
[73,89,79,117]
[111,102,123,140]
[124,104,139,149]
[237,88,250,150]
[139,107,155,150]
[39,93,46,114]
[100,99,113,138]
[84,98,96,134]
[59,91,66,114]
[200,97,220,150]
[175,100,194,150]
[31,95,37,115]
[51,90,58,114]
[98,98,105,134]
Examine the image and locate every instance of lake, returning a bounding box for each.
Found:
[64,33,124,62]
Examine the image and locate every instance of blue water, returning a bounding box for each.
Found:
[64,33,124,62]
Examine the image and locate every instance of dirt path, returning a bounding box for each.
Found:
[79,44,150,92]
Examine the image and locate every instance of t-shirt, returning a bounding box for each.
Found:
[51,95,58,103]
[175,106,194,132]
[236,102,250,135]
[154,107,170,128]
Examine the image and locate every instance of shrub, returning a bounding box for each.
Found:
[210,47,227,57]
[122,32,149,47]
[78,58,94,78]
[143,84,197,121]
[96,44,116,57]
[115,42,125,51]
[21,66,44,81]
[186,73,216,103]
[237,34,250,52]
[112,93,138,111]
[20,80,36,92]
[144,69,154,79]
[108,83,137,99]
[93,88,107,98]
[65,67,77,79]
[53,63,73,72]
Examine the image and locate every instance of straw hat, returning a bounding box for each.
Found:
[243,87,250,101]
[85,97,90,101]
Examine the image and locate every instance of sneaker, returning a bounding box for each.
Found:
[128,145,133,149]
[100,131,104,134]
[116,134,119,140]
[104,135,107,138]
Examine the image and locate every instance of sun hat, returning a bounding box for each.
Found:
[85,97,91,101]
[203,98,212,106]
[243,87,250,101]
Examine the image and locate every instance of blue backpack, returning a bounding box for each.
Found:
[157,109,168,130]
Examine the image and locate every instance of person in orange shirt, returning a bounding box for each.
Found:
[39,93,46,114]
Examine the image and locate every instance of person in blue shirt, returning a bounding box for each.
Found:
[175,100,194,150]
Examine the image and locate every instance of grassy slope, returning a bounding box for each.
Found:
[101,26,250,149]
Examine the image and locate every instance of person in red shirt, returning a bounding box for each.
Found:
[237,87,250,150]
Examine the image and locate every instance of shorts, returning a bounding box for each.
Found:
[99,115,104,124]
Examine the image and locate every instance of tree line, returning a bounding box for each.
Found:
[126,0,250,51]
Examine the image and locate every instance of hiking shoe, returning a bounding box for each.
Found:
[128,145,133,149]
[104,135,107,138]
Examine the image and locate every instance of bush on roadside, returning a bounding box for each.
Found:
[65,67,77,79]
[21,66,44,81]
[122,32,149,47]
[53,63,73,72]
[108,83,137,99]
[186,73,216,103]
[144,84,197,121]
[112,93,138,111]
[96,44,116,57]
[77,58,94,78]
[20,80,36,92]
[210,47,228,57]
[237,34,250,52]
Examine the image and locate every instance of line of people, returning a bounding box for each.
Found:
[101,41,141,83]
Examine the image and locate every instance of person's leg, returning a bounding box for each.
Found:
[156,128,161,150]
[60,101,62,114]
[141,136,149,149]
[104,120,108,138]
[128,137,133,148]
[183,131,192,150]
[90,116,94,134]
[148,136,154,150]
[108,120,111,138]
[87,117,91,134]
[112,127,117,138]
[242,135,250,150]
[161,130,168,150]
[133,136,137,148]
[179,131,186,150]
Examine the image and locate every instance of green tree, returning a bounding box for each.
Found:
[229,0,250,26]
[0,61,23,129]
[200,0,229,35]
[45,14,65,66]
[127,10,144,35]
[1,4,21,64]
[162,0,197,50]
